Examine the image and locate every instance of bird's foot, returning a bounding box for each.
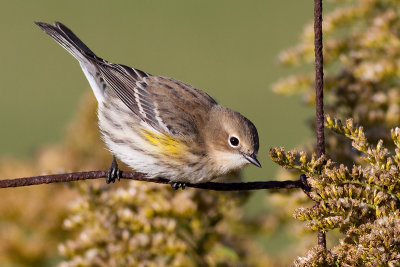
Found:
[170,182,186,190]
[106,155,121,184]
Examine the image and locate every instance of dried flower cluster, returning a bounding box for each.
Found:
[58,180,250,267]
[270,0,400,265]
[270,115,400,266]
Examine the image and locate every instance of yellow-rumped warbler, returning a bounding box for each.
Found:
[35,22,260,187]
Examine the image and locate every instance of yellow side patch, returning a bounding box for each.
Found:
[142,129,185,155]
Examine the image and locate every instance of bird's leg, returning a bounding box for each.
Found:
[170,182,186,190]
[107,154,121,184]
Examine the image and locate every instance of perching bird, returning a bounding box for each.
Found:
[35,22,260,189]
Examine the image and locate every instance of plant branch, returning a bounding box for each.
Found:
[0,170,302,191]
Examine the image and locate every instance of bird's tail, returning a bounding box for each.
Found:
[35,21,96,61]
[35,21,107,102]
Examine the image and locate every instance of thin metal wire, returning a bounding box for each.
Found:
[314,0,327,250]
[0,170,302,191]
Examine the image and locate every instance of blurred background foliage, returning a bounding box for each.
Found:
[2,0,398,266]
[0,1,313,266]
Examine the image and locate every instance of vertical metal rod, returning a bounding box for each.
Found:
[314,0,327,249]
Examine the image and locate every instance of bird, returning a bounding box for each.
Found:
[35,22,260,189]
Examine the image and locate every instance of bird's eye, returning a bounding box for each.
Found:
[229,136,240,147]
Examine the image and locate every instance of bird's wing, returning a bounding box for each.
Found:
[35,21,217,137]
[94,59,217,137]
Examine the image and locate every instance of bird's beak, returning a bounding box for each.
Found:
[243,153,262,168]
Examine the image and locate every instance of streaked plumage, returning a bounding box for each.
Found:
[35,22,260,184]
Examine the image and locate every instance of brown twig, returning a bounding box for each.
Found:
[0,170,302,191]
[314,0,327,250]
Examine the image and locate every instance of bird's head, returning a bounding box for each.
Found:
[205,106,260,175]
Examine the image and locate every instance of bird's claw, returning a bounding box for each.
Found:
[170,182,186,190]
[107,155,121,184]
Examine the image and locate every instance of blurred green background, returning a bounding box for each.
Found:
[0,1,316,265]
[0,0,313,179]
